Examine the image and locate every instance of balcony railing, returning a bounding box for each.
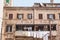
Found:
[15,31,56,38]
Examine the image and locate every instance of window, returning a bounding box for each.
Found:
[23,25,34,31]
[16,25,22,31]
[47,24,56,31]
[16,25,34,31]
[24,27,32,31]
[17,14,23,19]
[59,14,60,19]
[37,24,56,31]
[51,25,56,30]
[27,14,32,19]
[39,14,43,19]
[47,14,55,19]
[9,14,13,19]
[38,25,44,31]
[6,25,12,32]
[57,5,60,7]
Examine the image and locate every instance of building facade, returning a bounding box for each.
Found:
[0,33,1,40]
[2,0,60,40]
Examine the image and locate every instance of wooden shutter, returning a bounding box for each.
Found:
[39,14,43,19]
[9,14,13,19]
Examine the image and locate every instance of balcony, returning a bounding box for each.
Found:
[15,31,57,38]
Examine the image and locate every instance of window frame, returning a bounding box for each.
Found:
[59,13,60,19]
[6,25,12,32]
[47,14,55,19]
[39,14,43,19]
[27,14,32,19]
[9,14,13,20]
[17,14,23,19]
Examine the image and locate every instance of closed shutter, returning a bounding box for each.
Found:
[39,14,43,19]
[9,14,13,19]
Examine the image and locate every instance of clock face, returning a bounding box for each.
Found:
[6,0,9,3]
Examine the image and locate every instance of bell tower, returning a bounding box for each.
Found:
[4,0,13,6]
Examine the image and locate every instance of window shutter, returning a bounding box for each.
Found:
[39,14,43,19]
[6,25,12,32]
[28,14,32,19]
[9,14,13,19]
[53,14,55,19]
[47,14,55,19]
[59,14,60,19]
[17,14,23,19]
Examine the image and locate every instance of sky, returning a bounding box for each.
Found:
[0,0,60,33]
[13,0,60,6]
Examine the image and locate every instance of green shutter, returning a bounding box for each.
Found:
[6,0,9,3]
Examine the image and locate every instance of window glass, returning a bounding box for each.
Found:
[27,14,32,19]
[47,25,56,31]
[47,14,55,19]
[16,25,22,31]
[16,25,34,31]
[17,14,23,19]
[24,27,32,31]
[57,5,60,7]
[6,25,12,32]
